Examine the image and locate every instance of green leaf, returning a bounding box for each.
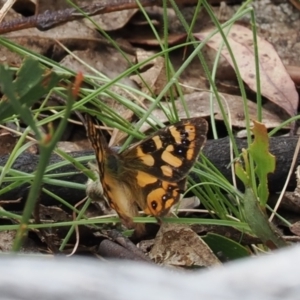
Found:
[241,187,288,249]
[202,233,250,261]
[235,149,251,187]
[234,121,285,249]
[248,120,275,206]
[0,57,62,121]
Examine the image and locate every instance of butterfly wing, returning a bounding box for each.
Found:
[84,115,106,177]
[120,118,208,216]
[121,118,208,182]
[134,171,187,217]
[85,115,146,234]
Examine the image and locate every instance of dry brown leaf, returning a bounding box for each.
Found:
[1,2,137,66]
[194,24,298,118]
[1,11,101,66]
[149,223,221,268]
[38,204,71,223]
[85,9,138,31]
[60,48,136,83]
[290,221,300,237]
[130,49,177,98]
[127,32,187,47]
[281,192,300,214]
[59,47,142,146]
[141,91,285,132]
[281,166,300,214]
[60,48,138,117]
[38,0,137,31]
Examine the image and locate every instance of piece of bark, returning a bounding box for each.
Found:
[0,136,298,207]
[98,239,151,262]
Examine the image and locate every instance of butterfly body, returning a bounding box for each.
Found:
[85,116,208,234]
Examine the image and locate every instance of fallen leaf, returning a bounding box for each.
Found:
[85,9,138,31]
[290,221,300,236]
[194,24,298,118]
[130,49,177,98]
[141,91,286,133]
[149,223,221,268]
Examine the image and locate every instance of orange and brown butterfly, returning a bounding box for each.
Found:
[84,114,208,235]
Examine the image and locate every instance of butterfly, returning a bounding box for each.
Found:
[85,115,208,235]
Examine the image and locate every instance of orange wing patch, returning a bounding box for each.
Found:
[143,179,186,217]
